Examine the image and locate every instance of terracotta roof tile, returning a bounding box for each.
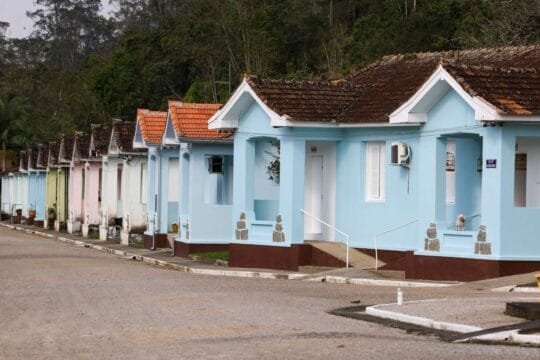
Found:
[445,64,540,116]
[339,45,540,123]
[246,77,361,122]
[168,101,230,140]
[137,109,168,145]
[247,45,540,123]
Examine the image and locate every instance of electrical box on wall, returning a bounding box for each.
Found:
[390,142,412,167]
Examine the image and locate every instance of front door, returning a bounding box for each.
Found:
[305,154,323,239]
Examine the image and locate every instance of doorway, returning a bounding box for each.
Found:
[304,141,336,241]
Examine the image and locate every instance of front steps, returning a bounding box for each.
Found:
[306,241,386,269]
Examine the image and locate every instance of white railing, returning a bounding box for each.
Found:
[374,219,418,271]
[300,209,351,268]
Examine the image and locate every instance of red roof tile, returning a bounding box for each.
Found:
[168,101,231,140]
[137,109,168,145]
[445,64,540,116]
[246,45,540,123]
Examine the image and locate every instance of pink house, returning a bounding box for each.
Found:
[67,132,90,234]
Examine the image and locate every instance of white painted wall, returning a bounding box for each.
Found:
[516,137,540,207]
[121,156,147,230]
[168,158,179,202]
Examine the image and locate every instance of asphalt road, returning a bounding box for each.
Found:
[0,227,538,359]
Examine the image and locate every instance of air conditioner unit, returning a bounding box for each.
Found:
[390,142,411,167]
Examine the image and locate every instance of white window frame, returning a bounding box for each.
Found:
[365,141,386,202]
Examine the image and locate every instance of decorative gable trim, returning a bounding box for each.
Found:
[133,119,148,149]
[210,78,421,129]
[162,113,180,146]
[389,64,540,124]
[208,78,282,130]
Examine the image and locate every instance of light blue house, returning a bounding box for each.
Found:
[209,46,540,280]
[26,147,47,226]
[133,108,172,248]
[161,101,233,256]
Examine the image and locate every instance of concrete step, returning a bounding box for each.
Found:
[306,240,386,269]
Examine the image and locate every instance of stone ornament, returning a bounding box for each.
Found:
[235,212,248,240]
[474,225,491,255]
[273,214,285,242]
[424,222,440,252]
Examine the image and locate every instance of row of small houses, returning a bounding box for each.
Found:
[2,45,540,281]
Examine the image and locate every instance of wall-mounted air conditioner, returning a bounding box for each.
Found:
[390,142,411,167]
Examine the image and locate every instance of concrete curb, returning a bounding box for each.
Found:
[2,224,301,281]
[310,275,455,288]
[366,300,540,345]
[491,285,540,293]
[1,223,456,287]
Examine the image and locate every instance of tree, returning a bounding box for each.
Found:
[27,0,113,71]
[0,94,30,171]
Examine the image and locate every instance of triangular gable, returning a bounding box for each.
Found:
[209,78,282,130]
[209,77,416,129]
[108,120,121,154]
[162,111,179,146]
[133,110,148,149]
[390,64,540,124]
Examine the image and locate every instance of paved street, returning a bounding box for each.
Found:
[0,227,538,359]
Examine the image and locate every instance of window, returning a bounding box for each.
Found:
[366,142,386,201]
[208,156,224,174]
[204,155,233,205]
[446,140,456,204]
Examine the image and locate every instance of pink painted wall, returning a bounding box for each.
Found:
[84,162,102,225]
[69,163,84,222]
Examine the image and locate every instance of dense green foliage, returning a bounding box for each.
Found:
[0,0,538,149]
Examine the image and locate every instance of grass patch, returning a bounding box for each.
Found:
[193,251,229,262]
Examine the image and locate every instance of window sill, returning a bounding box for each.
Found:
[365,199,385,203]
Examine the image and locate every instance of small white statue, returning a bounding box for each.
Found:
[456,214,466,231]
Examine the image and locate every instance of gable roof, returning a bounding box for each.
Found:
[137,109,168,145]
[89,124,111,159]
[28,148,39,170]
[245,77,360,123]
[72,132,90,162]
[58,135,74,164]
[168,101,231,141]
[110,120,139,153]
[339,45,540,123]
[444,64,540,116]
[215,45,539,127]
[36,144,48,169]
[19,150,28,171]
[47,141,59,167]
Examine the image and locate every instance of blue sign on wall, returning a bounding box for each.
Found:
[486,159,497,168]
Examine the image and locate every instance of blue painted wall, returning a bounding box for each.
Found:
[179,143,233,243]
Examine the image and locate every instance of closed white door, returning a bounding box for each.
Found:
[305,155,323,235]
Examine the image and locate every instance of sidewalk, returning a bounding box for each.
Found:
[365,295,540,346]
[0,222,454,287]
